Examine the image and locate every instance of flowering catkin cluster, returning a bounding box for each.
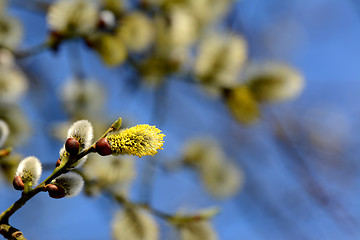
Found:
[14,118,164,199]
[12,117,164,200]
[0,1,308,239]
[97,124,165,158]
[12,154,84,198]
[43,0,305,127]
[48,0,98,35]
[43,0,237,72]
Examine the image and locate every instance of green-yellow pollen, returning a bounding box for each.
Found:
[22,170,34,182]
[106,124,165,158]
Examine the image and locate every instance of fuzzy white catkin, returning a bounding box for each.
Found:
[58,119,94,168]
[47,0,98,34]
[15,156,42,186]
[179,221,217,240]
[0,104,30,146]
[117,12,154,52]
[67,119,94,149]
[195,34,247,88]
[155,7,197,50]
[0,14,23,49]
[51,172,84,197]
[246,62,304,103]
[167,8,197,48]
[183,138,244,198]
[61,79,105,115]
[183,138,224,168]
[0,67,28,103]
[0,119,9,147]
[200,159,244,199]
[84,155,136,186]
[0,49,15,67]
[81,155,135,197]
[112,208,159,240]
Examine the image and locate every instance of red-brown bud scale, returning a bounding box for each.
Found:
[95,138,112,156]
[65,137,80,156]
[46,184,66,199]
[13,176,24,191]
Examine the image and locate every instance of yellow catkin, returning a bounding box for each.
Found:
[225,86,260,125]
[106,124,165,157]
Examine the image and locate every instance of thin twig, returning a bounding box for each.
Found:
[14,42,49,59]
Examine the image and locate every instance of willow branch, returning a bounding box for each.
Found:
[0,119,120,237]
[0,224,26,240]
